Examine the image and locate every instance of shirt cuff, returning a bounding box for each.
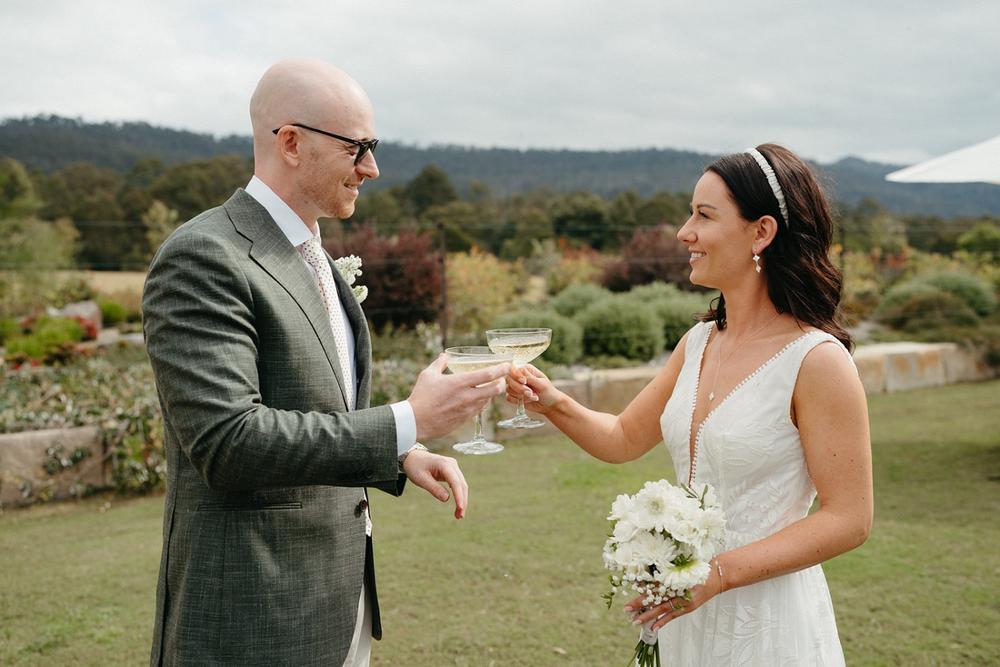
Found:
[390,400,417,457]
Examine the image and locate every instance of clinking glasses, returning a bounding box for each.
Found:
[272,123,379,165]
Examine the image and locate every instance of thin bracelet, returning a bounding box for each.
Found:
[715,558,726,592]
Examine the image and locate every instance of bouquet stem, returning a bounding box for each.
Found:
[630,621,661,667]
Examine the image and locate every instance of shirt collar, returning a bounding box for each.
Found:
[244,175,317,247]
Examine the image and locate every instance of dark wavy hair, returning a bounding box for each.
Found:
[700,143,853,351]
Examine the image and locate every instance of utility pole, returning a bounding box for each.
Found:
[437,221,448,349]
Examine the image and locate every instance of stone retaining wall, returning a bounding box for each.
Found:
[0,426,105,509]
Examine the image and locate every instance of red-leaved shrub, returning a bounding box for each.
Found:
[325,225,442,329]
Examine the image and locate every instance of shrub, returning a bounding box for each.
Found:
[0,317,19,345]
[576,297,664,361]
[45,275,95,308]
[550,283,613,318]
[546,247,604,294]
[602,224,692,292]
[491,309,583,365]
[371,358,425,406]
[0,219,79,318]
[445,248,525,338]
[5,316,85,363]
[622,282,713,348]
[371,321,441,364]
[325,224,442,330]
[957,222,1000,256]
[875,284,979,333]
[98,298,128,326]
[909,271,996,317]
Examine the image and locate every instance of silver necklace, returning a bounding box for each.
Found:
[707,312,782,402]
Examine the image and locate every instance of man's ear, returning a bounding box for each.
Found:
[274,127,303,167]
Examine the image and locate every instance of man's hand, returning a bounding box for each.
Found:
[408,353,510,441]
[401,448,469,519]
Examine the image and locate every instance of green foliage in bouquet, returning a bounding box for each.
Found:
[576,297,664,361]
[550,282,613,318]
[491,309,583,365]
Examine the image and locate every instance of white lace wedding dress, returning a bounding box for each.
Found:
[657,321,850,666]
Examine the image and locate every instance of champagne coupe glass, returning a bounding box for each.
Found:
[485,328,552,429]
[445,346,513,455]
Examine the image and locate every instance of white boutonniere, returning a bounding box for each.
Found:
[334,255,368,303]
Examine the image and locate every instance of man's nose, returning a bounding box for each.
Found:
[357,152,379,180]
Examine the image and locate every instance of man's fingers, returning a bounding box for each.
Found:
[463,363,511,388]
[410,456,468,520]
[443,463,469,519]
[429,353,449,373]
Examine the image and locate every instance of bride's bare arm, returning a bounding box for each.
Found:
[716,341,873,589]
[505,332,689,464]
[633,340,872,631]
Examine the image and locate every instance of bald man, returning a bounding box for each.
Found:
[142,59,509,666]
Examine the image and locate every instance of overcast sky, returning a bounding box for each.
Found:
[3,1,998,165]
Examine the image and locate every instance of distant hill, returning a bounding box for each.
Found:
[3,115,999,217]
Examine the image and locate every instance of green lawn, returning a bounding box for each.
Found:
[1,380,997,666]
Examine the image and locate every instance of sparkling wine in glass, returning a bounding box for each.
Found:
[445,346,513,455]
[485,328,552,429]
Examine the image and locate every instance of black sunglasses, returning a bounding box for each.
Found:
[272,123,379,165]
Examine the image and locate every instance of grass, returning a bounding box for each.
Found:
[1,380,997,666]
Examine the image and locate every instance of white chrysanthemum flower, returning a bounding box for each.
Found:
[609,493,634,521]
[660,558,711,592]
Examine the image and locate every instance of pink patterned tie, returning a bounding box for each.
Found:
[299,236,355,410]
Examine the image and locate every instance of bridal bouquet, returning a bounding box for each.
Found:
[601,480,726,667]
[334,255,367,303]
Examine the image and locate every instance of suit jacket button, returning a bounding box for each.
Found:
[355,499,368,516]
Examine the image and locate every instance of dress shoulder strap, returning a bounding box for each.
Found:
[776,329,857,387]
[683,320,714,359]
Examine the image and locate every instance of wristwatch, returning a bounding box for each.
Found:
[398,443,429,471]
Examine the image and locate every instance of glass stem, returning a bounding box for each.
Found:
[515,399,528,419]
[473,409,484,442]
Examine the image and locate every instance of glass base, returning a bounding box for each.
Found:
[453,439,505,455]
[498,415,546,429]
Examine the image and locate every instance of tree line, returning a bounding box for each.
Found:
[1,153,998,272]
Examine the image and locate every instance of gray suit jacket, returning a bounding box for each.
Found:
[142,189,405,666]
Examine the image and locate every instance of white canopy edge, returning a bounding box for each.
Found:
[885,134,1000,185]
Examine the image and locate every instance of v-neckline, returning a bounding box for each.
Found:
[685,322,816,484]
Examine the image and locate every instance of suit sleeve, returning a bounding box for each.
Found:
[142,229,405,494]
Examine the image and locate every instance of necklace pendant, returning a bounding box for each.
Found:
[708,391,715,402]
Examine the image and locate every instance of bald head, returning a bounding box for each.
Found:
[248,59,379,225]
[249,59,375,160]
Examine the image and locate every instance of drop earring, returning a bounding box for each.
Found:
[752,250,761,273]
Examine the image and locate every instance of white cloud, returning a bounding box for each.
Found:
[2,0,998,163]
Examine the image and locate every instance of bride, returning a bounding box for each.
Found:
[507,144,872,665]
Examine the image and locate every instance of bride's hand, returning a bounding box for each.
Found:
[623,564,725,632]
[505,364,561,415]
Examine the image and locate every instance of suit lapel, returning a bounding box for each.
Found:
[224,190,352,409]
